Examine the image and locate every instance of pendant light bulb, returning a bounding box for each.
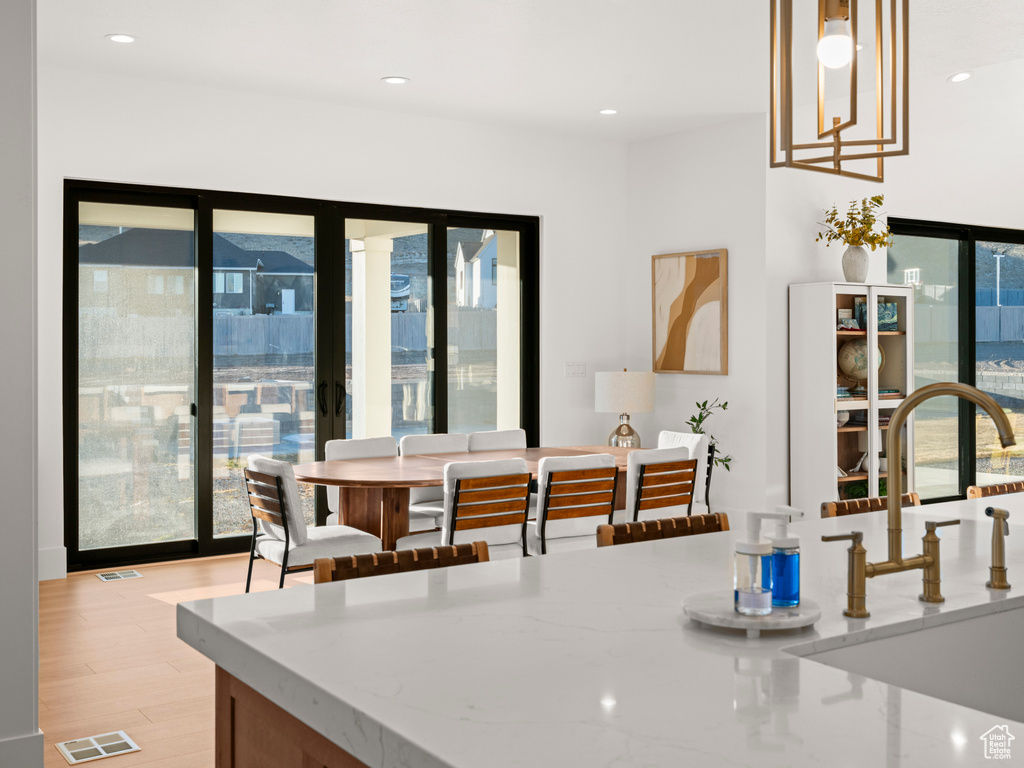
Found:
[817,18,853,69]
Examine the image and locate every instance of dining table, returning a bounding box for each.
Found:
[293,445,635,549]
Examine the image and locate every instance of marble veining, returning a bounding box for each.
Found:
[177,497,1024,767]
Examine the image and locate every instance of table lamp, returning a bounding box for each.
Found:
[595,369,655,448]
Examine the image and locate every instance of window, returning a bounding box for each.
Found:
[66,179,539,570]
[888,218,1024,501]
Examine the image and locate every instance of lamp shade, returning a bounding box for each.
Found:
[594,371,655,414]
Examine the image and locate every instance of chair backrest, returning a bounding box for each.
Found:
[656,431,710,504]
[313,541,489,584]
[820,492,921,518]
[324,436,399,513]
[624,446,694,521]
[536,454,618,546]
[400,433,470,504]
[247,454,308,545]
[596,513,730,547]
[966,481,1024,499]
[467,428,527,452]
[443,458,531,549]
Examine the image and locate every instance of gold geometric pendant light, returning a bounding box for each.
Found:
[770,0,909,182]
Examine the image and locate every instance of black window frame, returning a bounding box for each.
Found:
[64,179,540,570]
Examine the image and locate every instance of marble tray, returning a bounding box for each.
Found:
[683,591,821,638]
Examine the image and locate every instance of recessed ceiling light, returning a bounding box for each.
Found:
[381,76,409,85]
[105,34,135,43]
[947,71,972,83]
[598,109,618,116]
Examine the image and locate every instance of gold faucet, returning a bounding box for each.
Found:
[985,507,1011,590]
[827,383,1015,611]
[821,531,869,617]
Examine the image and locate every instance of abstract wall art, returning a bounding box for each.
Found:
[651,249,728,375]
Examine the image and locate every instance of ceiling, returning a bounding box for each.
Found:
[38,0,1024,143]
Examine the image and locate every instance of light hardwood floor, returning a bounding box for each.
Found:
[39,554,313,767]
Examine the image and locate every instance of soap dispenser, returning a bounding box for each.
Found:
[769,510,799,607]
[735,512,789,616]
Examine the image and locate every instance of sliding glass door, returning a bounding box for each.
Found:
[211,209,317,536]
[74,201,197,553]
[66,182,539,569]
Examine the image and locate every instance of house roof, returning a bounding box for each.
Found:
[78,228,313,273]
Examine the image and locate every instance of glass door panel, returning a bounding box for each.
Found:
[975,240,1024,484]
[77,202,196,550]
[446,228,521,432]
[211,210,316,536]
[344,219,432,439]
[887,234,960,499]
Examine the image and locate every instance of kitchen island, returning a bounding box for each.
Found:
[177,498,1024,767]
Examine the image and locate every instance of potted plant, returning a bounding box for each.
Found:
[816,195,894,283]
[686,398,732,472]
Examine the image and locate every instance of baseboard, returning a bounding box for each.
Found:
[0,729,43,767]
[38,545,67,581]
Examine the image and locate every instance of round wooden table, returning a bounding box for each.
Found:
[293,445,633,549]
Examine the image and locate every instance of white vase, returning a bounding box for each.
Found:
[878,457,888,473]
[842,244,869,282]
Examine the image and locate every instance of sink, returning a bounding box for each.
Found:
[789,604,1024,723]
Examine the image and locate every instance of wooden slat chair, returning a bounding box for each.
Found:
[396,458,532,559]
[966,480,1024,499]
[656,431,716,513]
[244,456,382,592]
[820,492,921,518]
[625,446,698,522]
[313,541,489,584]
[526,454,618,555]
[596,513,731,547]
[467,428,527,452]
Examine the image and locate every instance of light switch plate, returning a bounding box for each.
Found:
[564,361,586,378]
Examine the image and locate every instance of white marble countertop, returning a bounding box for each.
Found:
[177,497,1024,767]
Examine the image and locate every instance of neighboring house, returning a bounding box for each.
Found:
[453,232,498,309]
[78,228,314,316]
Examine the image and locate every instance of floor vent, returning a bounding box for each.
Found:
[56,731,140,764]
[95,570,143,582]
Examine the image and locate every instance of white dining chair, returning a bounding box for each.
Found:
[324,436,398,525]
[525,453,617,556]
[624,446,696,522]
[399,433,470,532]
[245,454,382,591]
[656,431,711,514]
[397,458,531,559]
[467,428,527,452]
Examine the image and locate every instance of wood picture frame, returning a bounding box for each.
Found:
[651,249,728,375]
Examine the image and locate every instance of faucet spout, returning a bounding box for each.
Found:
[886,383,1015,563]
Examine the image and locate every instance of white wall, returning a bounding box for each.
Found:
[626,116,768,515]
[37,66,630,577]
[0,0,42,764]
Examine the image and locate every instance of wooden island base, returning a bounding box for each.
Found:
[216,667,370,768]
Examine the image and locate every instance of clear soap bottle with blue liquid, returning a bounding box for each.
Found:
[770,514,800,607]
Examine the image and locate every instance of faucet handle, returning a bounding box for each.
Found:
[925,519,960,533]
[822,531,863,545]
[986,507,1010,536]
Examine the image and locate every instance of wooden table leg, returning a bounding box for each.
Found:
[381,487,410,551]
[337,486,410,551]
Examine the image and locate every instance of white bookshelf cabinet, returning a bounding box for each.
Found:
[789,282,915,516]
